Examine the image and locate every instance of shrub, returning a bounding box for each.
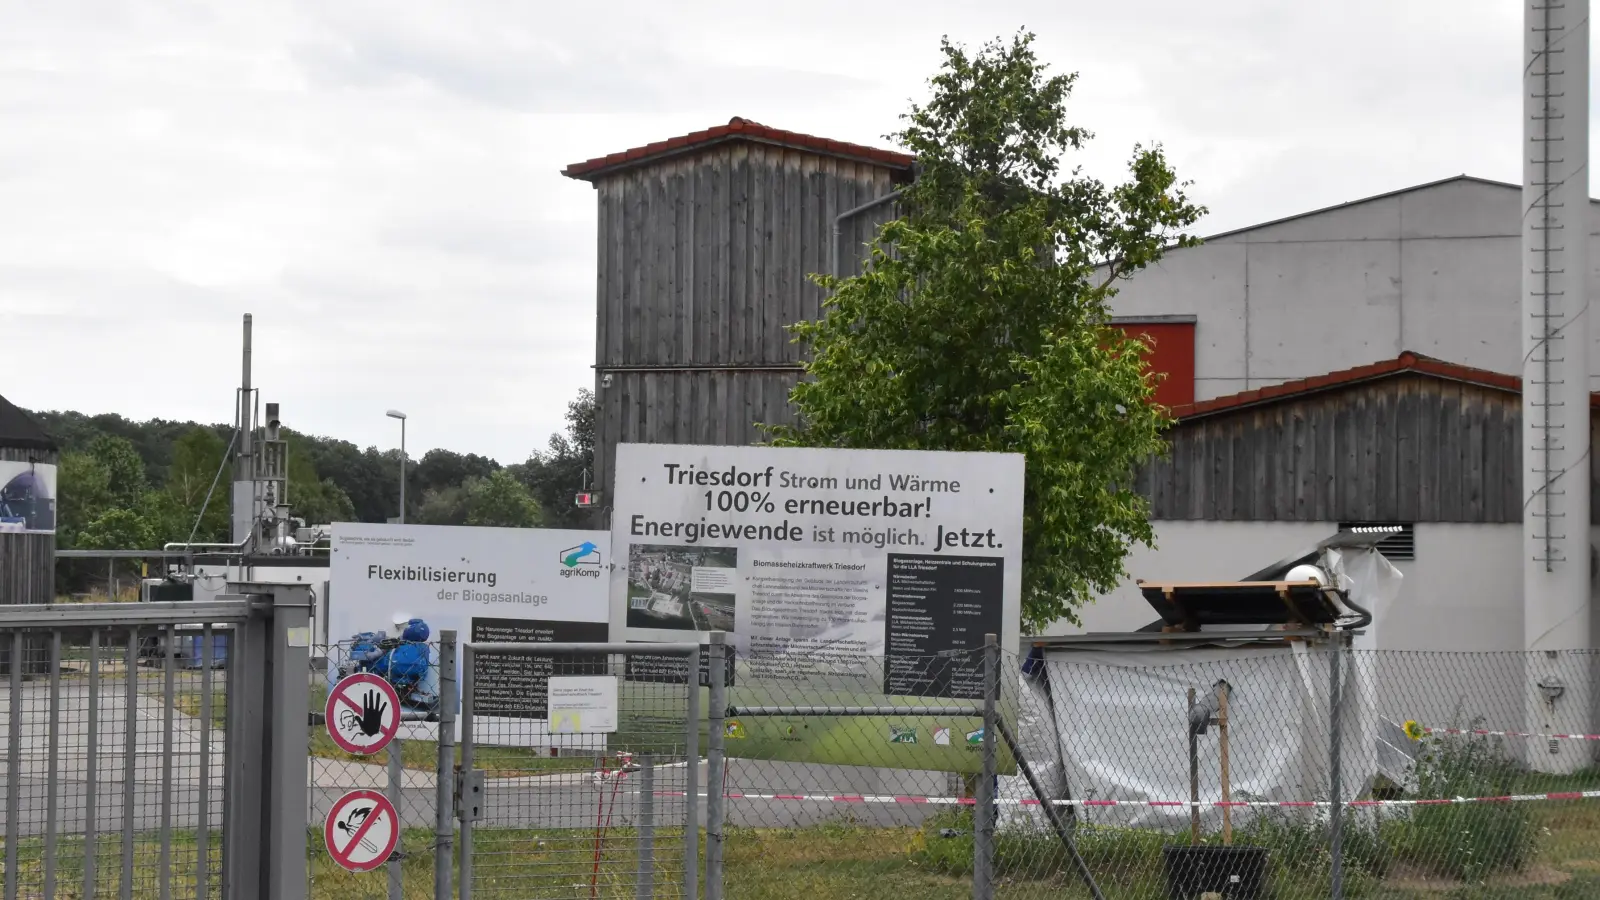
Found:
[1380,723,1539,882]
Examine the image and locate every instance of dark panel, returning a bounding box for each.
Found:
[1395,379,1420,522]
[1436,381,1463,521]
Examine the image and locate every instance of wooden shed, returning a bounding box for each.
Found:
[1134,351,1600,526]
[563,117,916,521]
[0,393,57,606]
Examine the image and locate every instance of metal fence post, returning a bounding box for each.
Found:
[706,633,727,900]
[436,631,458,900]
[388,736,404,900]
[975,634,999,900]
[267,585,311,900]
[684,644,702,900]
[459,644,477,900]
[1329,632,1346,900]
[636,753,656,900]
[5,629,21,900]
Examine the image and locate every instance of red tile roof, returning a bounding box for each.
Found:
[562,117,916,181]
[1168,351,1600,421]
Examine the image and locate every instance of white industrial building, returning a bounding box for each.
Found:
[1061,174,1600,655]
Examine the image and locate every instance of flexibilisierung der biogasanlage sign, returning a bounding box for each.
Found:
[610,443,1023,773]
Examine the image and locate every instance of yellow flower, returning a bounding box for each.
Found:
[1403,720,1424,741]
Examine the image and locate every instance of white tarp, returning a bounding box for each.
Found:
[1043,643,1379,830]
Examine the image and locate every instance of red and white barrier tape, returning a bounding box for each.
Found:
[1422,726,1600,741]
[651,789,1600,809]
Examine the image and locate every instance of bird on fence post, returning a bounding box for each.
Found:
[1189,679,1231,735]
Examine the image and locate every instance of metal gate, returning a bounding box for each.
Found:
[457,640,716,900]
[0,585,312,900]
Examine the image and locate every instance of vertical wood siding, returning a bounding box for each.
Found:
[1135,375,1573,523]
[591,144,905,515]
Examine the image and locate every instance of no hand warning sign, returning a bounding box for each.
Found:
[325,673,401,755]
[324,789,399,872]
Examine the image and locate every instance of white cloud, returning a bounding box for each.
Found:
[0,0,1560,462]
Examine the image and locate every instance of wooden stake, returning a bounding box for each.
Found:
[1219,683,1232,847]
[1187,687,1199,846]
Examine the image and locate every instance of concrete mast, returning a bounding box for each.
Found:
[1522,0,1590,772]
[231,313,256,547]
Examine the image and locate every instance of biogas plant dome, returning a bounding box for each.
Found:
[0,470,54,532]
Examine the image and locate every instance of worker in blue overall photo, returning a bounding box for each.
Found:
[349,613,441,719]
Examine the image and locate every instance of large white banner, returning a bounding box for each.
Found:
[330,522,610,746]
[611,443,1024,687]
[0,461,56,534]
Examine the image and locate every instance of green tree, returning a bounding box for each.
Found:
[164,427,231,542]
[87,435,147,508]
[767,33,1204,630]
[285,433,356,524]
[513,389,595,528]
[463,470,542,528]
[416,485,469,526]
[56,451,114,544]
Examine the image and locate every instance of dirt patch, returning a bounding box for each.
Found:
[1384,863,1571,892]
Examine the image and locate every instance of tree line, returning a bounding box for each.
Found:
[31,389,596,565]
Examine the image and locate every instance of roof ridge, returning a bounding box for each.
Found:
[1168,352,1593,421]
[563,119,914,181]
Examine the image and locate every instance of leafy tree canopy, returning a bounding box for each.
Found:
[768,32,1205,630]
[463,470,542,528]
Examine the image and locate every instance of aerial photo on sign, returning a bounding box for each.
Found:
[609,443,1024,772]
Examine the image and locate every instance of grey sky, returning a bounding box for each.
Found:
[0,0,1525,462]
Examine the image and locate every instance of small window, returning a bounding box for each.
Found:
[1338,522,1415,561]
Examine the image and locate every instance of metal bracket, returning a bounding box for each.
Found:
[455,769,485,822]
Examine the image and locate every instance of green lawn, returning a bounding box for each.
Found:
[5,811,1600,900]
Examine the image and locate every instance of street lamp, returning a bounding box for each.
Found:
[386,409,407,524]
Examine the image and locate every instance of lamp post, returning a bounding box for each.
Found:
[386,409,407,524]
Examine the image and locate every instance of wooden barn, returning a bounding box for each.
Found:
[562,118,915,519]
[1068,352,1600,653]
[562,118,1201,519]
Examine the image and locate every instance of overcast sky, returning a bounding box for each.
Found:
[0,0,1526,462]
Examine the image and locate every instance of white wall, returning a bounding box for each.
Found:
[1049,521,1336,635]
[1103,178,1600,397]
[1050,521,1539,655]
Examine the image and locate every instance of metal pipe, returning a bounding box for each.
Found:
[122,629,137,900]
[684,645,701,900]
[44,631,62,900]
[197,625,213,898]
[5,631,22,900]
[636,754,655,900]
[459,644,477,900]
[388,736,403,900]
[435,631,458,900]
[831,188,905,280]
[705,635,727,900]
[1330,635,1346,899]
[160,626,175,900]
[974,634,999,898]
[85,629,100,897]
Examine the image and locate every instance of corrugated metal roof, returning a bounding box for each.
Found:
[562,117,916,181]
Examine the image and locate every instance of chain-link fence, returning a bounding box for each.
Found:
[11,624,1600,900]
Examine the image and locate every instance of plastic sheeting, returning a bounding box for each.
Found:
[1043,643,1378,830]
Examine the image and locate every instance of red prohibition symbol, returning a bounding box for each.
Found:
[325,789,399,872]
[325,672,402,755]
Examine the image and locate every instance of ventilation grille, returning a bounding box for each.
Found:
[1338,522,1414,561]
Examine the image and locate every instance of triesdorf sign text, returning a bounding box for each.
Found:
[609,443,1024,774]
